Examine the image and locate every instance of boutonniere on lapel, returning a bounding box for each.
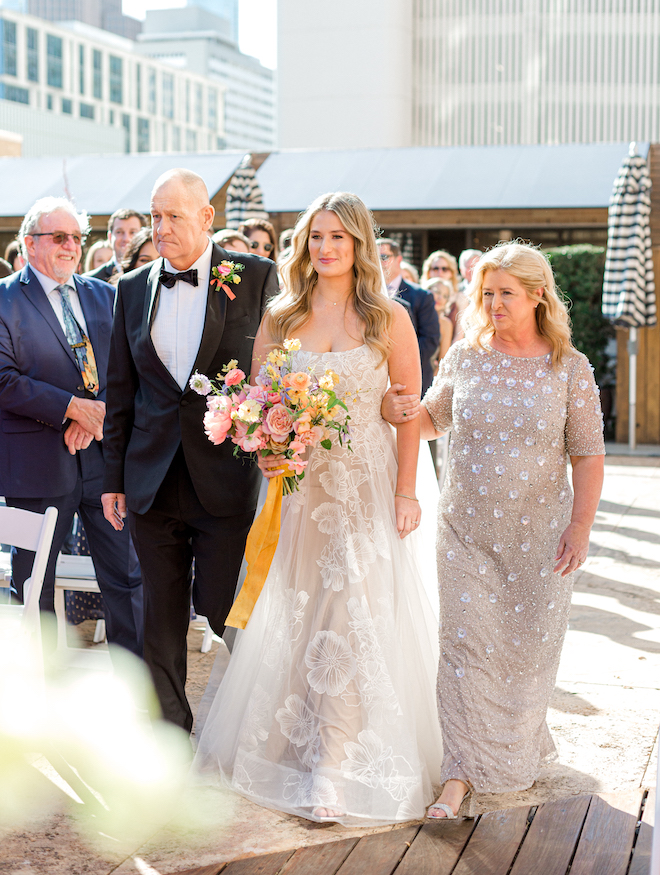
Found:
[212,260,245,300]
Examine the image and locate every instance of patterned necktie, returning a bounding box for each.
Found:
[57,284,99,396]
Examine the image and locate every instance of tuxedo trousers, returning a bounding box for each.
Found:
[129,445,255,733]
[7,451,143,658]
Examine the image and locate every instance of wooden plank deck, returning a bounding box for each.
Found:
[173,790,653,875]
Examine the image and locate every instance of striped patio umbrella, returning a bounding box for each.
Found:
[224,154,269,229]
[602,143,657,448]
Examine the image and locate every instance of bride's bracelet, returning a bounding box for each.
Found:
[395,492,419,502]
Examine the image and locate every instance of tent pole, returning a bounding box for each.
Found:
[628,327,638,450]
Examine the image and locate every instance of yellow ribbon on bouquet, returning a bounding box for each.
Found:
[225,474,284,629]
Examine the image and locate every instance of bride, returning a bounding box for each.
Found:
[194,191,442,825]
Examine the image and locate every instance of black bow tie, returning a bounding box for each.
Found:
[159,267,199,289]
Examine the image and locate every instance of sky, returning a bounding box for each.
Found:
[124,0,277,69]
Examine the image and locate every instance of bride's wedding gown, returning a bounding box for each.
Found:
[194,345,442,825]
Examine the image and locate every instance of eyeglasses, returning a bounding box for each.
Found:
[431,264,451,273]
[28,231,85,246]
[250,240,274,253]
[379,253,393,262]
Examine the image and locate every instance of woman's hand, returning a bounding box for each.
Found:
[395,494,421,539]
[381,383,421,424]
[554,521,591,577]
[258,452,287,479]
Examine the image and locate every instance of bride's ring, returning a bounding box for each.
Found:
[403,411,407,417]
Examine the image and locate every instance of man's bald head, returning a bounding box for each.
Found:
[151,168,210,208]
[150,168,215,270]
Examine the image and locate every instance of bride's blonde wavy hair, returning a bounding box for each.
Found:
[265,192,393,364]
[463,241,573,367]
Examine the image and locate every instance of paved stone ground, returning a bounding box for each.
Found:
[1,454,659,874]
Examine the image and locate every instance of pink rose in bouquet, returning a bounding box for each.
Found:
[224,368,245,387]
[264,403,294,439]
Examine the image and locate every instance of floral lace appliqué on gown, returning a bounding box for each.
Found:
[194,345,442,826]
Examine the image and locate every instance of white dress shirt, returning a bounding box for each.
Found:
[30,264,89,336]
[151,239,212,390]
[386,273,403,297]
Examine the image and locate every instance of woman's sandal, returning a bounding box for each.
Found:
[426,788,472,820]
[312,807,345,822]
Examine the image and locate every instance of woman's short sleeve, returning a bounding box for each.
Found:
[422,342,460,433]
[564,353,606,457]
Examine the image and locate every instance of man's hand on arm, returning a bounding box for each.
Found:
[101,493,127,531]
[381,383,421,425]
[65,396,106,440]
[63,421,94,454]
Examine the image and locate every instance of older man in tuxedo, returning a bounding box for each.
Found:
[0,197,143,656]
[102,169,279,732]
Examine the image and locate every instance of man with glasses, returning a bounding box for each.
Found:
[0,197,143,656]
[85,208,147,281]
[378,238,439,394]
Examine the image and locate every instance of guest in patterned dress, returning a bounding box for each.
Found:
[384,242,605,818]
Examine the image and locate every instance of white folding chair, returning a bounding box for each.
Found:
[54,554,109,669]
[0,505,58,646]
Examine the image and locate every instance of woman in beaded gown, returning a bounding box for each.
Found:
[194,192,443,825]
[390,242,605,819]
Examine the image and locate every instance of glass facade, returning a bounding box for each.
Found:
[26,27,38,82]
[162,72,173,119]
[46,33,62,88]
[137,117,150,152]
[92,48,102,99]
[109,55,122,104]
[1,19,17,77]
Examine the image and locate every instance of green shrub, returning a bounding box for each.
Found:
[546,244,615,386]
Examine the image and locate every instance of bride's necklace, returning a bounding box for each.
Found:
[317,289,352,308]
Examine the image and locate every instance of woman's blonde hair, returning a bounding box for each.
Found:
[421,249,459,294]
[266,191,393,363]
[463,241,573,366]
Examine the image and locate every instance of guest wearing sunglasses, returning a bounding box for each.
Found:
[421,250,468,342]
[237,218,277,261]
[0,197,143,658]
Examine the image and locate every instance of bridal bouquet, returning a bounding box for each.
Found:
[189,338,351,495]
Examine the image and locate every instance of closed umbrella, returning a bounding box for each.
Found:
[602,142,657,449]
[224,154,268,229]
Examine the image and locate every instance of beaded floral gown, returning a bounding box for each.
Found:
[195,345,443,825]
[423,341,605,793]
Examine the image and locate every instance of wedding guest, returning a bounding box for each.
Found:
[378,238,439,394]
[422,249,467,342]
[384,241,605,818]
[0,257,13,279]
[195,191,442,825]
[425,277,453,370]
[238,217,277,261]
[401,260,420,284]
[4,240,25,272]
[85,208,147,281]
[84,240,114,274]
[121,228,158,273]
[212,228,250,253]
[459,248,481,291]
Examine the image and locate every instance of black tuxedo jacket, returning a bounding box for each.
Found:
[396,278,440,395]
[102,244,279,517]
[85,260,117,282]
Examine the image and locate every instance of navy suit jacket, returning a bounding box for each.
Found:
[0,265,114,498]
[102,244,279,517]
[85,260,116,282]
[396,278,440,395]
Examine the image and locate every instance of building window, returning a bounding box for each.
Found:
[186,129,197,152]
[62,97,72,114]
[185,80,190,123]
[195,84,203,127]
[109,108,114,124]
[208,88,217,131]
[122,113,130,153]
[78,44,84,94]
[80,102,94,119]
[162,122,168,152]
[172,125,180,151]
[162,73,174,119]
[137,117,150,152]
[46,94,53,110]
[1,19,17,77]
[135,63,141,110]
[26,27,38,83]
[47,34,63,89]
[148,67,156,114]
[109,55,123,104]
[93,49,102,99]
[0,83,29,104]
